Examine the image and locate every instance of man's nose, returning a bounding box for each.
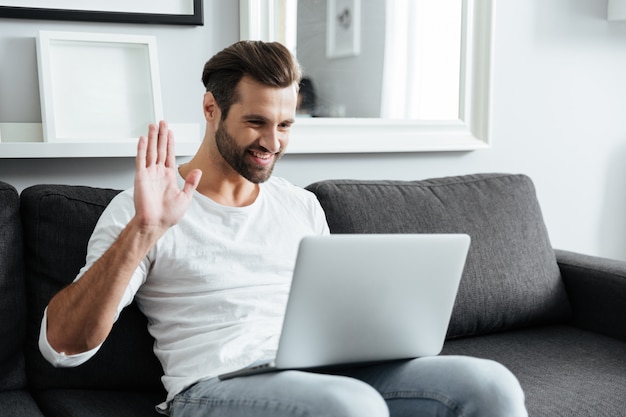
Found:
[259,127,282,153]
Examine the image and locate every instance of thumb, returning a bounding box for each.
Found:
[182,169,202,196]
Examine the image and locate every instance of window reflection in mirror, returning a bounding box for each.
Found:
[286,0,463,119]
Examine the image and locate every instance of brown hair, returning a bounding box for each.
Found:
[201,40,302,120]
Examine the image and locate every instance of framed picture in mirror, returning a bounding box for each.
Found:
[326,0,361,58]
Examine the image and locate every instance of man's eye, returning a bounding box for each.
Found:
[247,120,264,127]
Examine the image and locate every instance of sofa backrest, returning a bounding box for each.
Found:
[306,173,572,339]
[20,185,164,393]
[0,181,27,392]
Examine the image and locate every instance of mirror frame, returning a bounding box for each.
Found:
[239,0,494,154]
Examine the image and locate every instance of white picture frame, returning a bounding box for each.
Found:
[36,31,163,143]
[326,0,361,59]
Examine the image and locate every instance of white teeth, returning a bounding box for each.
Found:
[251,151,271,160]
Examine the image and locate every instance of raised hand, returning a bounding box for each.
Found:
[44,122,202,355]
[134,121,202,234]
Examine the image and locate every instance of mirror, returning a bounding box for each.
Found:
[239,0,494,153]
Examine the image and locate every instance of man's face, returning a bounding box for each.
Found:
[215,76,297,184]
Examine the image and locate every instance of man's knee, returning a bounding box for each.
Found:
[454,357,527,417]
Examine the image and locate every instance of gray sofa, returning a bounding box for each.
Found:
[1,173,625,416]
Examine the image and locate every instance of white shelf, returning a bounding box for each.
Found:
[0,141,200,158]
[0,123,201,158]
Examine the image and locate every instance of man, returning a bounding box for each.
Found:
[40,41,528,416]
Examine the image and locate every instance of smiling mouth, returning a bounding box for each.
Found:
[248,149,275,165]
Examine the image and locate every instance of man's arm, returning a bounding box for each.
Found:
[45,121,202,355]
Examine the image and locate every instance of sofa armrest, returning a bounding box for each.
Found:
[556,249,626,342]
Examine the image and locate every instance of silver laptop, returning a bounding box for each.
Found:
[218,233,470,380]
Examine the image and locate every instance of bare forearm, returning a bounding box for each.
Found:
[46,121,200,356]
[46,218,163,354]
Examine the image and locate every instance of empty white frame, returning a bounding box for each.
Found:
[36,31,163,143]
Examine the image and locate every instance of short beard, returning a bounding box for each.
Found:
[215,124,282,184]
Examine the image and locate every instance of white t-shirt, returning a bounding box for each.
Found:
[39,175,329,405]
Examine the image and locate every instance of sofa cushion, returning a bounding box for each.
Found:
[306,173,571,338]
[0,181,27,391]
[442,325,626,417]
[0,390,46,416]
[34,389,163,417]
[20,185,165,395]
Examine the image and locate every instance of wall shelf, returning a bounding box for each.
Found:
[0,123,200,158]
[0,141,200,158]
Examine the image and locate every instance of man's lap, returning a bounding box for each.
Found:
[169,356,527,417]
[170,369,387,417]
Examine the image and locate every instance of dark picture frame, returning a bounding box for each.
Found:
[0,0,203,26]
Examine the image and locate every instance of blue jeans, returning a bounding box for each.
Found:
[170,356,528,417]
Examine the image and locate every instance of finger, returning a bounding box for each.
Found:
[136,135,147,172]
[157,120,169,165]
[165,128,176,168]
[146,123,158,166]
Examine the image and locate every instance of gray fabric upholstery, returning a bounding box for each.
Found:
[306,173,572,338]
[556,249,626,342]
[0,390,45,416]
[0,181,27,391]
[442,325,626,417]
[0,181,43,415]
[34,390,163,417]
[20,185,165,398]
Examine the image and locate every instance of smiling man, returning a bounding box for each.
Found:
[39,41,528,417]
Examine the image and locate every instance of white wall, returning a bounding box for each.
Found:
[1,1,626,261]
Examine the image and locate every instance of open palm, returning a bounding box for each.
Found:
[134,121,201,234]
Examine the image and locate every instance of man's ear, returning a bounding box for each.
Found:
[203,92,220,121]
